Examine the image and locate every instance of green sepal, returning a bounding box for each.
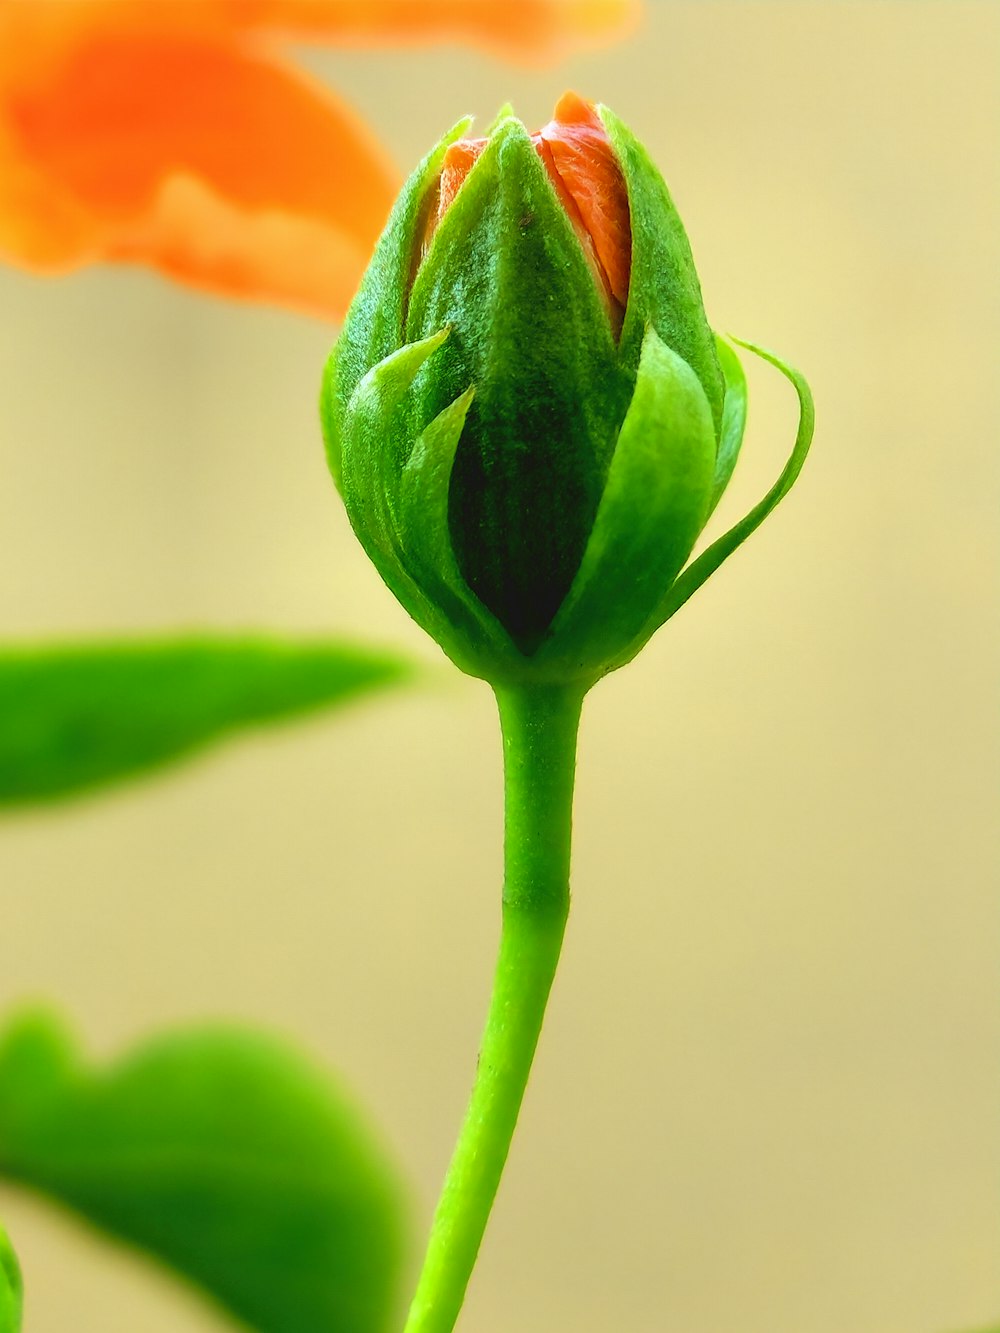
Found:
[339,328,450,562]
[397,387,516,672]
[405,116,633,651]
[0,1224,22,1333]
[398,386,476,592]
[338,331,468,665]
[340,338,518,681]
[708,334,748,517]
[538,326,716,680]
[646,338,814,634]
[322,116,472,485]
[484,103,514,134]
[598,103,725,435]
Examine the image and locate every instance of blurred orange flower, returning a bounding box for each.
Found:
[0,1,639,319]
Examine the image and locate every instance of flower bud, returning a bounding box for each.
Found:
[322,94,812,689]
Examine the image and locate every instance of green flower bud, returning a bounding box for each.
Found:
[322,94,813,689]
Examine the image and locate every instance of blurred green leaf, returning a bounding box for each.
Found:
[0,1011,406,1333]
[0,635,414,807]
[0,1221,21,1333]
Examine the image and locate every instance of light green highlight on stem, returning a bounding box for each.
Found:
[403,683,584,1333]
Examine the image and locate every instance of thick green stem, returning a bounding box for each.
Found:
[402,682,585,1333]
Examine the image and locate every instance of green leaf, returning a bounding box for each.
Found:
[0,1222,22,1333]
[0,635,414,807]
[0,1011,406,1333]
[541,325,716,678]
[652,338,815,628]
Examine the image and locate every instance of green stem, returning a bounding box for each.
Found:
[402,682,585,1333]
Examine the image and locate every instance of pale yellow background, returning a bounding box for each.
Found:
[0,4,997,1332]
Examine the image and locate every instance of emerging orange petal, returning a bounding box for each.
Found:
[431,139,486,232]
[0,13,398,316]
[538,91,630,309]
[426,93,630,334]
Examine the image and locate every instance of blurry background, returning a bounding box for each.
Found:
[1,4,997,1331]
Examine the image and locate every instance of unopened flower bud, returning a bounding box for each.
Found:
[322,94,812,689]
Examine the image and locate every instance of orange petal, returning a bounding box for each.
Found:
[0,1,641,53]
[539,90,630,309]
[0,17,398,317]
[423,136,487,250]
[206,0,643,64]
